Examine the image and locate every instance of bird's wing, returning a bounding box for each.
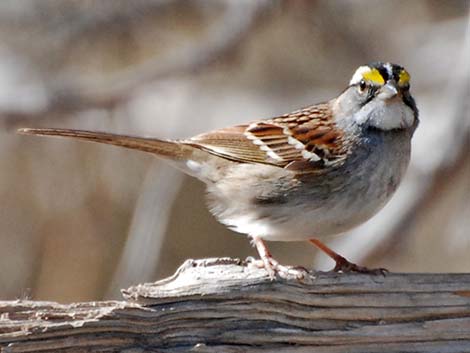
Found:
[186,103,348,172]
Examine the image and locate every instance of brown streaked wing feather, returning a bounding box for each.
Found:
[277,104,346,163]
[187,125,272,165]
[245,122,301,164]
[185,102,347,171]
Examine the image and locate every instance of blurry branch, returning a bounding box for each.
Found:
[2,258,470,352]
[105,164,184,297]
[0,0,272,127]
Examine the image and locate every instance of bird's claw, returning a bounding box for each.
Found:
[246,257,309,280]
[333,256,388,276]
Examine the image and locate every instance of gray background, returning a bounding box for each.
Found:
[0,0,468,302]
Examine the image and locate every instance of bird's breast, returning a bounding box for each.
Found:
[205,129,412,241]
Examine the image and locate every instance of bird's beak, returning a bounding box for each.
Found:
[378,82,398,100]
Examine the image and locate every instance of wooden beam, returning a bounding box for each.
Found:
[1,258,470,352]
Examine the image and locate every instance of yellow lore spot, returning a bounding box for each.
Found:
[398,69,410,86]
[362,68,385,85]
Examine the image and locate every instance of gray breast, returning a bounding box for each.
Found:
[284,128,412,239]
[205,128,412,241]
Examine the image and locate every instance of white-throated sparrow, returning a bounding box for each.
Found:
[18,62,418,279]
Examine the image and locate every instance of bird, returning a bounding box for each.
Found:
[18,62,418,279]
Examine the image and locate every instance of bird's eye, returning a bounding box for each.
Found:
[358,80,367,93]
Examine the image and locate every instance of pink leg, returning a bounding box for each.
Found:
[251,236,278,278]
[309,238,388,275]
[250,236,308,280]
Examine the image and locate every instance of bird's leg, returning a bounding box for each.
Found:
[249,236,308,280]
[250,236,278,279]
[308,238,388,275]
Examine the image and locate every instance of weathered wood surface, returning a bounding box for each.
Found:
[1,258,470,352]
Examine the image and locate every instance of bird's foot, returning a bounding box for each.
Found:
[332,255,388,276]
[308,238,388,276]
[249,236,309,280]
[247,257,309,280]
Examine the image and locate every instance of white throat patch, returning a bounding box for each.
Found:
[354,99,415,130]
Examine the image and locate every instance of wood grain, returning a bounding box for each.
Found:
[1,258,470,352]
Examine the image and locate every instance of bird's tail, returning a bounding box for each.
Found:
[17,128,193,160]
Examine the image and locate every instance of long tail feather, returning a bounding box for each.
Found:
[17,128,192,160]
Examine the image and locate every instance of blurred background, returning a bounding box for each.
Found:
[0,0,469,302]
